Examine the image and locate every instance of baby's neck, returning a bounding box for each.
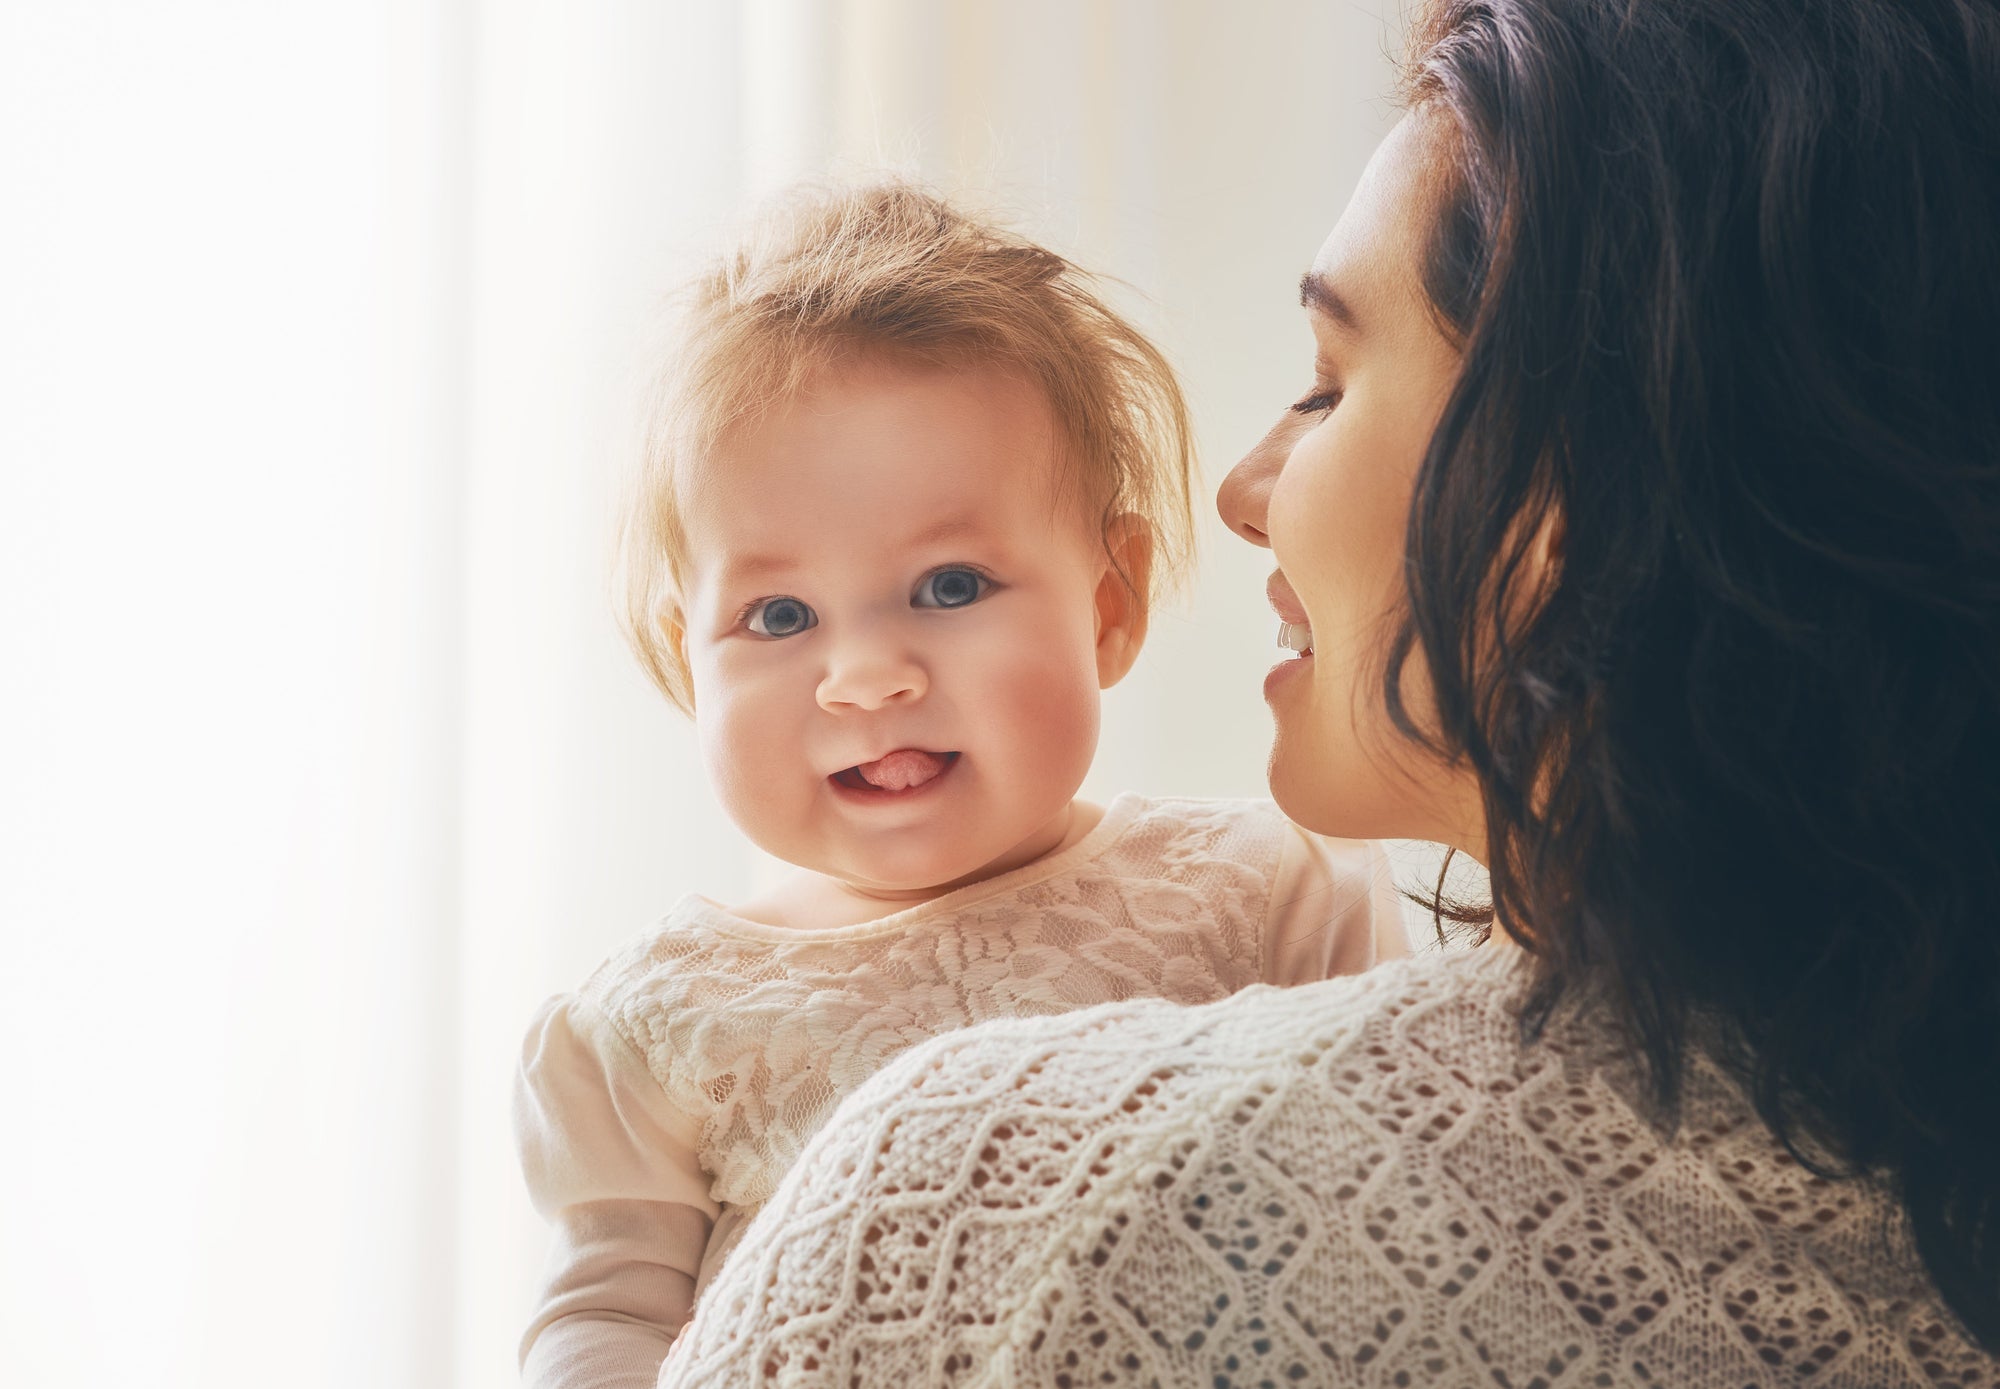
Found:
[727,798,1105,931]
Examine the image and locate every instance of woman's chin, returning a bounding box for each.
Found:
[1265,734,1338,835]
[1265,723,1392,842]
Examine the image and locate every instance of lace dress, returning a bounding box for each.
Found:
[514,793,1407,1389]
[659,944,1995,1388]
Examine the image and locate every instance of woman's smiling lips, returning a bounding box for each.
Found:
[1263,569,1314,699]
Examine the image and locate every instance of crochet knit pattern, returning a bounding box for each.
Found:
[658,946,1995,1387]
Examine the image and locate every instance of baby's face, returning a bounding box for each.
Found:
[676,359,1128,898]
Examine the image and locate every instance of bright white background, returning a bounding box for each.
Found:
[0,3,1433,1386]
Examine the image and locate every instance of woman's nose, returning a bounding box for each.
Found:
[1217,422,1283,548]
[815,630,927,712]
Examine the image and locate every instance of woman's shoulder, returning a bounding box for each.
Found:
[669,946,1992,1386]
[889,946,1524,1180]
[666,949,1513,1378]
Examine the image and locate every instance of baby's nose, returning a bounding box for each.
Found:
[815,632,927,712]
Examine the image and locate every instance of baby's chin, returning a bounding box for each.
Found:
[807,816,1065,905]
[722,816,988,900]
[822,843,1012,901]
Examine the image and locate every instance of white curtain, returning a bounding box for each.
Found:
[1,4,1411,1386]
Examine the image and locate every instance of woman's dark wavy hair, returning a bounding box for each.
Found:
[1392,0,2000,1347]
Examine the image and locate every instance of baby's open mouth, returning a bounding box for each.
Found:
[832,749,959,793]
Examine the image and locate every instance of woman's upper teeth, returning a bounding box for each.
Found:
[1278,621,1313,653]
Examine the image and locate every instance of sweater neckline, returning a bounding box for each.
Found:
[677,791,1150,943]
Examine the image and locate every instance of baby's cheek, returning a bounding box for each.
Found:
[696,672,804,832]
[985,641,1101,776]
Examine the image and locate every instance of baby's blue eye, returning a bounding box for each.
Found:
[912,567,990,610]
[746,596,816,638]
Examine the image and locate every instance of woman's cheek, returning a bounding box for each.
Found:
[1263,440,1326,580]
[1270,422,1407,631]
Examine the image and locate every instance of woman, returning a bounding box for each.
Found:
[660,0,2000,1380]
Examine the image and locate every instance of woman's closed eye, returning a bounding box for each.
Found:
[911,565,993,609]
[743,595,817,639]
[1291,386,1341,416]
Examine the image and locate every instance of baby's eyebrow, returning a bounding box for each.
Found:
[714,552,800,583]
[710,516,989,588]
[905,515,986,548]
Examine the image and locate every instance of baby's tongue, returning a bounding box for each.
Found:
[854,749,947,792]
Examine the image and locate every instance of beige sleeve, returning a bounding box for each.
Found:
[1263,828,1410,986]
[513,994,721,1389]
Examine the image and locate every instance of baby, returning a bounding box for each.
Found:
[512,183,1408,1389]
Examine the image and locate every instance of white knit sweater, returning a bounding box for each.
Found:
[657,943,1994,1387]
[514,794,1407,1389]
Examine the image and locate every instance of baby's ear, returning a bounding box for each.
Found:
[1093,513,1153,689]
[663,602,689,666]
[658,599,697,715]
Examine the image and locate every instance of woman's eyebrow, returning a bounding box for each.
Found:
[1299,271,1363,335]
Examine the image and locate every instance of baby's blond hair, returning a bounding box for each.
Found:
[620,181,1196,714]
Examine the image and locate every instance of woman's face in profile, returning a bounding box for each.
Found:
[1218,115,1478,851]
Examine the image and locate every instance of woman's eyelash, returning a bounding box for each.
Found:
[1291,389,1341,415]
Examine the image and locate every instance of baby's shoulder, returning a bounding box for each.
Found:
[565,896,753,1022]
[1115,790,1287,832]
[1092,792,1292,877]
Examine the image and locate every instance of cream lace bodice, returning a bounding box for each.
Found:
[611,799,1292,1211]
[514,794,1406,1389]
[659,945,1994,1388]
